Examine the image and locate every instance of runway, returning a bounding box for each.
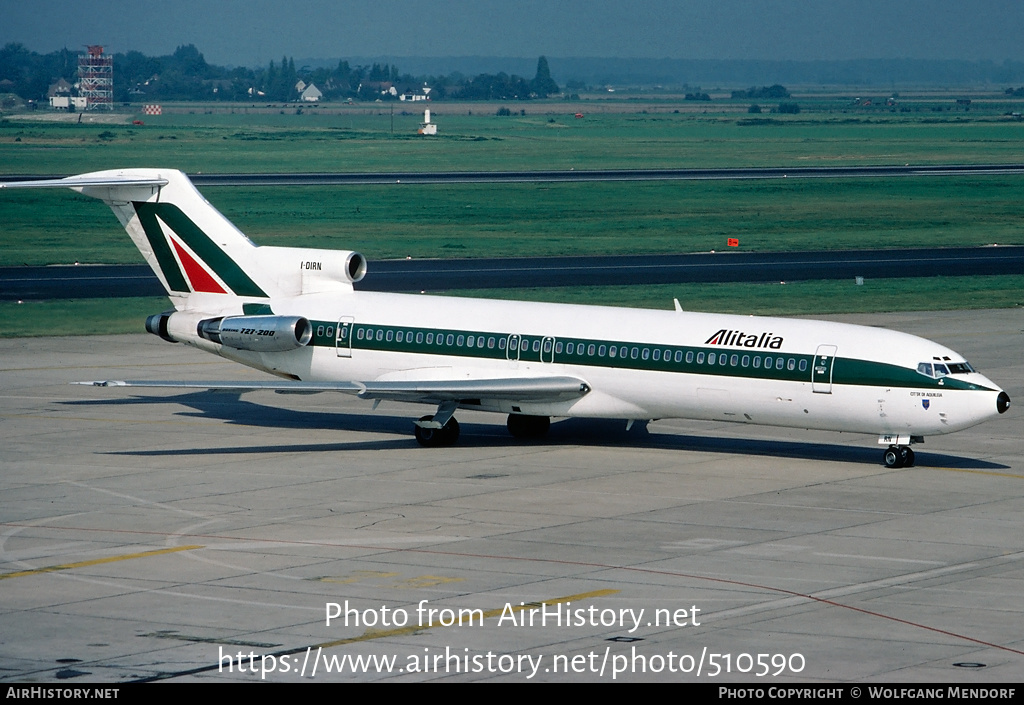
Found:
[3,246,1022,300]
[0,308,1021,682]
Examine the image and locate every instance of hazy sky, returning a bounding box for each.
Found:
[4,0,1024,66]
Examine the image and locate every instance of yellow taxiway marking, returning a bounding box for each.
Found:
[315,588,620,649]
[931,467,1024,480]
[0,545,204,581]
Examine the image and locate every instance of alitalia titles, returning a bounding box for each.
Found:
[705,329,784,349]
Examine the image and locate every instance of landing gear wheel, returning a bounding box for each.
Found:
[414,415,460,447]
[901,447,915,467]
[883,446,904,469]
[506,414,550,439]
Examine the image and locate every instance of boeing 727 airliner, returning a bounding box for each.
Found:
[1,169,1009,467]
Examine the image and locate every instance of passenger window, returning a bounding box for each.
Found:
[376,330,384,341]
[653,349,661,361]
[446,334,454,346]
[587,344,596,356]
[567,342,574,354]
[499,338,507,350]
[609,346,616,358]
[696,352,705,364]
[753,356,760,368]
[731,354,739,366]
[799,359,807,372]
[787,358,795,371]
[776,358,784,370]
[741,355,749,367]
[555,342,563,353]
[642,348,650,360]
[543,339,553,353]
[328,327,335,338]
[598,344,607,356]
[396,331,404,342]
[620,346,627,358]
[386,330,394,342]
[684,351,692,363]
[466,335,474,347]
[631,347,639,359]
[532,340,541,353]
[719,354,728,366]
[417,332,424,344]
[488,337,495,349]
[708,353,716,365]
[317,326,325,337]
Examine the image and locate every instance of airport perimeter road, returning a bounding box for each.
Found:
[0,308,1020,682]
[3,246,1022,300]
[6,164,1024,186]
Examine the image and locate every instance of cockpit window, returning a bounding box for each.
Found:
[918,361,974,378]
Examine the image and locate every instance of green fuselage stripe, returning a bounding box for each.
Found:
[306,320,984,392]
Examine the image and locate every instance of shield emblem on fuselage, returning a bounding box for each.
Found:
[922,399,930,410]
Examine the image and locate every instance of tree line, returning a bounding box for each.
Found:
[0,43,560,103]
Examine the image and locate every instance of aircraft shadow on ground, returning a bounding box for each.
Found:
[60,391,1010,470]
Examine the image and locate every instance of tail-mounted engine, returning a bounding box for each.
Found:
[197,315,313,352]
[146,311,312,352]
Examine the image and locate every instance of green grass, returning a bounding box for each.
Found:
[3,176,1022,265]
[2,109,1024,175]
[0,297,170,337]
[2,105,1022,336]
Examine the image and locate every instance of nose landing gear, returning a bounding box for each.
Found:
[883,445,915,468]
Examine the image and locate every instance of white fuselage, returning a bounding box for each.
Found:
[188,288,1005,439]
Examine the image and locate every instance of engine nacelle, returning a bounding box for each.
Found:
[196,315,313,352]
[254,246,367,295]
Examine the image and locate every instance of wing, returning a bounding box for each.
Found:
[80,376,591,404]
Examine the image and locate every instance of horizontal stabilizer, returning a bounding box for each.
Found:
[0,175,169,190]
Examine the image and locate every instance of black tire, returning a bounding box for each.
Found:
[884,446,904,468]
[901,447,915,467]
[415,415,460,447]
[506,414,550,439]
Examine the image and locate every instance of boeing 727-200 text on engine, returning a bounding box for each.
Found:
[1,169,1009,467]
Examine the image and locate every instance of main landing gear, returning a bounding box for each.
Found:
[414,415,460,447]
[413,411,552,447]
[883,445,915,468]
[506,414,550,439]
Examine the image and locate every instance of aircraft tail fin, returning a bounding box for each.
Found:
[2,169,366,311]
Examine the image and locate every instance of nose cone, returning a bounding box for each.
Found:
[997,391,1011,414]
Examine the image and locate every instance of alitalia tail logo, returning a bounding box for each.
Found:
[132,201,267,298]
[705,329,784,349]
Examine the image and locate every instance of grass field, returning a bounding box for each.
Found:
[1,98,1022,335]
[3,108,1024,175]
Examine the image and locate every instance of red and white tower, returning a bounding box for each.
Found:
[78,45,113,110]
